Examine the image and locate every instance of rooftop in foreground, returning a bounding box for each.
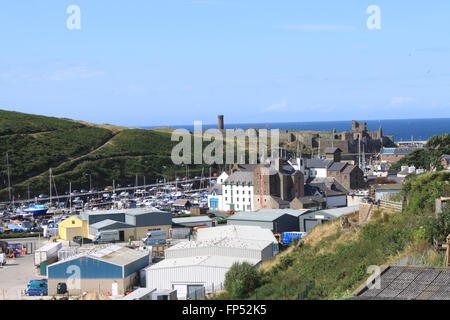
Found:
[353,265,450,300]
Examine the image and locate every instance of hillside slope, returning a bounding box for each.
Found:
[0,110,197,201]
[216,171,449,300]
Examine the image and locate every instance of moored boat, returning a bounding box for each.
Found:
[23,204,49,217]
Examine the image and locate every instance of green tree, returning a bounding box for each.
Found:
[224,262,262,299]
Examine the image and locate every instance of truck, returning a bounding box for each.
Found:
[93,230,120,244]
[142,230,167,245]
[34,241,62,266]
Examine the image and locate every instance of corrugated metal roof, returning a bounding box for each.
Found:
[227,211,285,222]
[256,208,312,217]
[196,225,277,243]
[172,216,212,224]
[314,205,359,218]
[90,219,134,230]
[147,255,260,269]
[50,245,149,267]
[167,237,272,251]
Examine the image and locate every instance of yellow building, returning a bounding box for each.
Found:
[58,216,83,241]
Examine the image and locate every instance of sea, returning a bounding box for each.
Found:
[144,118,450,142]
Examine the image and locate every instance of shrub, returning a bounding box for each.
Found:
[224,262,262,299]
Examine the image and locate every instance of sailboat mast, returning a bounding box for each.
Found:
[5,152,12,203]
[69,181,72,212]
[49,168,52,206]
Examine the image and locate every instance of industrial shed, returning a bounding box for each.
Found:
[172,216,213,228]
[146,255,260,299]
[196,225,279,254]
[80,208,172,240]
[297,205,359,232]
[58,216,83,241]
[47,245,150,296]
[123,208,173,239]
[226,211,299,233]
[165,238,273,261]
[89,219,135,241]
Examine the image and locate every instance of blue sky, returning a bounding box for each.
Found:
[0,0,449,126]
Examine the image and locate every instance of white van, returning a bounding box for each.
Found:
[93,231,120,244]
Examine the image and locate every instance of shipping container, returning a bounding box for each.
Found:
[39,255,58,276]
[281,232,307,245]
[34,242,62,266]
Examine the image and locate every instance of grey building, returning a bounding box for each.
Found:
[226,211,299,233]
[296,205,359,232]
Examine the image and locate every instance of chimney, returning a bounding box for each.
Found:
[218,115,224,130]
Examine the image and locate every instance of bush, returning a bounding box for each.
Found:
[224,262,262,299]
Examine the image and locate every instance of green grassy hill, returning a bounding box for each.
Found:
[215,171,449,300]
[0,110,211,201]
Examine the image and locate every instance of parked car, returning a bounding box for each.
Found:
[73,236,93,245]
[57,282,67,294]
[27,279,48,289]
[25,287,48,296]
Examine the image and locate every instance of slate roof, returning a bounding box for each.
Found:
[341,164,356,174]
[327,162,346,171]
[353,266,450,300]
[225,171,254,185]
[306,159,333,169]
[324,147,341,154]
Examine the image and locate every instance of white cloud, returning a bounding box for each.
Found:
[277,25,354,31]
[390,96,415,106]
[265,100,287,112]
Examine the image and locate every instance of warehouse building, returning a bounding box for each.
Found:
[296,205,359,232]
[146,255,260,299]
[164,238,273,261]
[80,208,172,240]
[196,225,279,255]
[172,216,213,228]
[124,209,173,239]
[58,216,83,241]
[47,245,149,296]
[226,211,299,233]
[89,220,135,242]
[146,225,274,299]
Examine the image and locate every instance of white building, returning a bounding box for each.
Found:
[145,225,274,299]
[222,170,255,212]
[207,172,229,211]
[196,225,279,254]
[145,255,260,299]
[305,159,332,179]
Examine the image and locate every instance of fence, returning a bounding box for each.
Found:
[187,281,316,300]
[187,283,224,300]
[379,199,404,212]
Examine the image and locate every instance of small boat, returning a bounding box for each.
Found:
[23,204,49,217]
